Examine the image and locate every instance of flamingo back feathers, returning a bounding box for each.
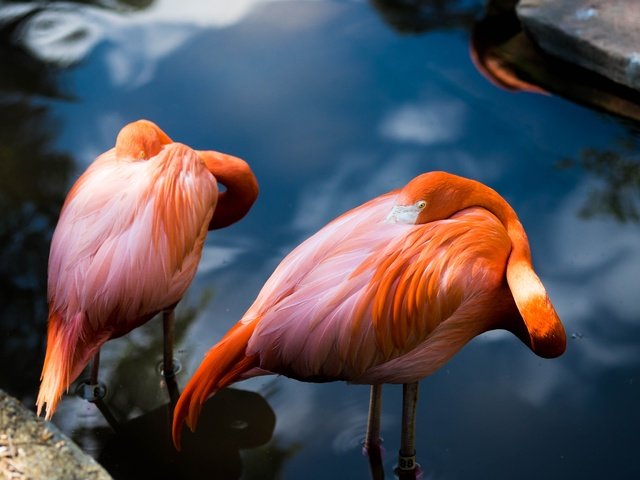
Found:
[354,208,512,359]
[247,207,513,382]
[48,143,217,333]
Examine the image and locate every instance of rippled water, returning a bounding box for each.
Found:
[1,0,639,479]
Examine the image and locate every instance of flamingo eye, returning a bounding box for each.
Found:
[416,200,427,210]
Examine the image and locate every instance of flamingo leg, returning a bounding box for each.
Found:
[398,382,419,474]
[162,308,180,406]
[365,384,383,448]
[78,350,106,401]
[364,384,384,480]
[89,350,101,385]
[94,395,120,431]
[162,308,175,376]
[76,350,120,430]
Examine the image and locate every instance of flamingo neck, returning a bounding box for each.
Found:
[199,152,259,230]
[464,184,532,265]
[417,175,531,265]
[457,180,565,357]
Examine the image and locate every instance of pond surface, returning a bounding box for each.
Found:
[1,0,640,479]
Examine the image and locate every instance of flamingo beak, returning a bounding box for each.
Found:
[386,205,420,224]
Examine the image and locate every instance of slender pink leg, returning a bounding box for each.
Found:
[77,350,119,430]
[397,382,419,474]
[89,350,101,385]
[365,384,384,480]
[365,384,383,448]
[162,308,180,406]
[162,309,175,376]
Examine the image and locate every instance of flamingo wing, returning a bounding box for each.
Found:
[244,201,513,383]
[48,144,218,333]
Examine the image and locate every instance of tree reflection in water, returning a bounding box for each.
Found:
[369,0,479,34]
[558,135,640,223]
[0,6,74,401]
[67,294,289,480]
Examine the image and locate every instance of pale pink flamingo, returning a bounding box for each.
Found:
[171,171,566,473]
[36,120,258,420]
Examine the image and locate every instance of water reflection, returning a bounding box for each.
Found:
[96,388,276,480]
[0,99,73,403]
[370,0,480,33]
[469,0,546,94]
[62,295,285,478]
[90,293,208,422]
[557,135,640,223]
[0,0,155,68]
[470,0,640,122]
[1,0,640,479]
[0,8,64,95]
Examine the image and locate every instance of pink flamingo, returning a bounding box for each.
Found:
[36,120,258,420]
[171,171,566,472]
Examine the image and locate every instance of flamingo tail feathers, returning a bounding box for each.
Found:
[172,320,259,450]
[36,311,97,420]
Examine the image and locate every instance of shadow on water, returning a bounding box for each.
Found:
[89,292,212,420]
[63,292,293,479]
[94,388,277,480]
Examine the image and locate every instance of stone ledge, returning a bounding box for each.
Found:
[0,389,112,480]
[517,0,640,91]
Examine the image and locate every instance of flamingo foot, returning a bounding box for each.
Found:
[75,380,107,402]
[157,358,182,378]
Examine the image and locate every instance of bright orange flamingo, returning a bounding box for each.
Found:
[36,120,259,420]
[171,171,566,473]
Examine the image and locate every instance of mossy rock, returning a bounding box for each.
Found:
[0,389,111,480]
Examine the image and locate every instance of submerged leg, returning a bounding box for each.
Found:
[397,382,420,475]
[365,384,384,480]
[76,350,120,430]
[76,350,106,402]
[162,308,180,406]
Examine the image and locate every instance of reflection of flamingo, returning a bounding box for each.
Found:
[172,171,566,472]
[36,120,258,420]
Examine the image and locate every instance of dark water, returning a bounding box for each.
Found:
[1,1,639,479]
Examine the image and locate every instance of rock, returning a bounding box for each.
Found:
[0,389,112,480]
[471,1,640,123]
[517,0,640,91]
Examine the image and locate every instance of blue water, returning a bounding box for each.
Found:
[1,1,639,478]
